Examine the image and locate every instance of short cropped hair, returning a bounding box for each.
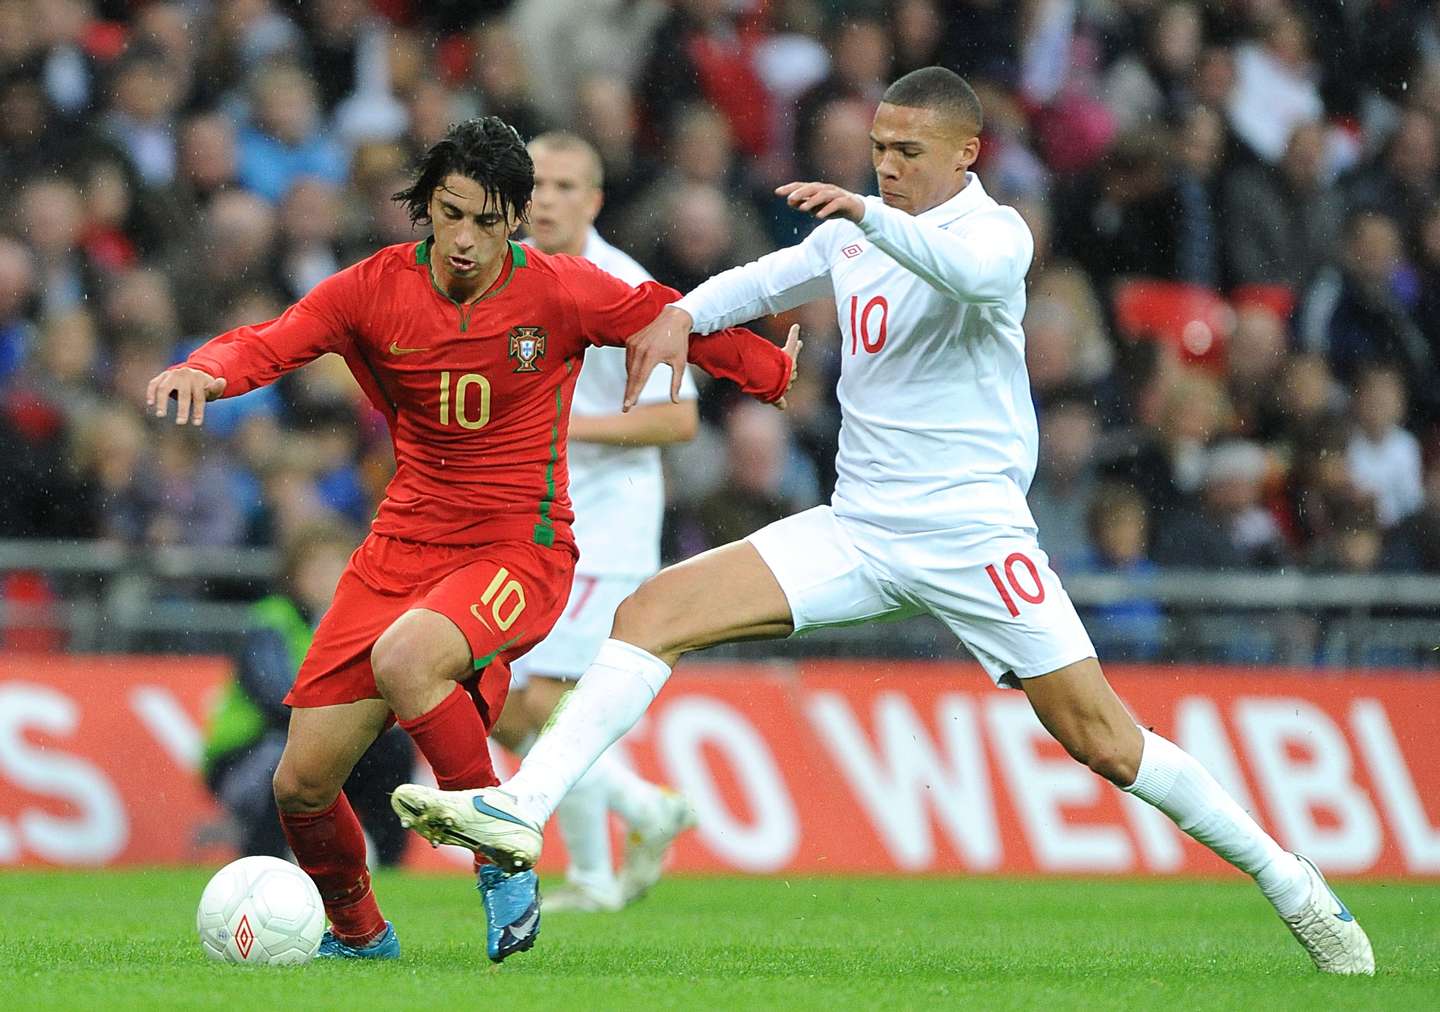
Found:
[393,116,533,226]
[882,67,983,135]
[528,131,604,188]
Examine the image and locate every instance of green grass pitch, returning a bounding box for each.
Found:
[1,871,1436,1010]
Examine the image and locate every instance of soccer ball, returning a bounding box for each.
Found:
[196,856,325,965]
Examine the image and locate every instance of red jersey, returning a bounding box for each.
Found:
[186,238,791,550]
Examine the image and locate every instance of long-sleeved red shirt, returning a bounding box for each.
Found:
[186,238,791,551]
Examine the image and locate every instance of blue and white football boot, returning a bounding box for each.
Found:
[1282,855,1374,975]
[478,864,541,963]
[316,921,401,960]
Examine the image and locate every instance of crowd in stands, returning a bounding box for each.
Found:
[3,0,1440,624]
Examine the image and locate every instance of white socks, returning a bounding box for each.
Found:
[555,770,617,897]
[556,749,669,896]
[1124,728,1311,917]
[505,639,672,826]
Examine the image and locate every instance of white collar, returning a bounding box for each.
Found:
[915,172,988,224]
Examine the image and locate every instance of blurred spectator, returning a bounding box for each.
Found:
[1271,352,1342,448]
[1103,1,1204,133]
[467,19,550,142]
[1154,440,1289,569]
[1384,462,1440,572]
[100,46,183,188]
[192,0,306,111]
[1308,491,1384,574]
[1030,397,1102,571]
[620,104,771,263]
[0,237,36,383]
[1053,129,1179,288]
[1024,264,1114,405]
[641,183,768,294]
[1346,365,1424,527]
[1100,367,1233,513]
[1344,108,1439,252]
[21,309,103,425]
[511,0,670,126]
[36,0,98,119]
[169,190,280,336]
[891,0,947,78]
[142,113,242,259]
[1225,8,1324,164]
[1171,104,1224,286]
[1074,482,1164,660]
[1283,412,1354,548]
[19,177,97,316]
[640,0,775,159]
[202,518,413,861]
[1221,120,1343,290]
[277,179,344,299]
[1297,209,1431,391]
[768,97,876,244]
[0,64,89,192]
[794,9,890,171]
[1225,304,1289,439]
[235,62,347,204]
[690,399,819,550]
[576,73,658,234]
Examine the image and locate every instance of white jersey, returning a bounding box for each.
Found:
[561,228,698,576]
[675,174,1037,534]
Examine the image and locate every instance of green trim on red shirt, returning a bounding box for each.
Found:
[532,358,572,547]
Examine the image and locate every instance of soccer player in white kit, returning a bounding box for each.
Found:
[490,133,698,911]
[395,69,1374,974]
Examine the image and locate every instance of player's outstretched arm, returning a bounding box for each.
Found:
[144,266,362,426]
[778,179,1033,303]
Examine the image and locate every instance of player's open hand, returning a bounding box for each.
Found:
[146,366,227,426]
[776,182,865,223]
[774,324,802,411]
[623,304,692,411]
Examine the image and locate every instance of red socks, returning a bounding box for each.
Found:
[398,684,499,791]
[278,793,386,946]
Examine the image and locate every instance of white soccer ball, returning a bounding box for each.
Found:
[196,856,326,965]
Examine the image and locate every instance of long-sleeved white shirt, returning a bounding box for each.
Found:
[676,173,1038,534]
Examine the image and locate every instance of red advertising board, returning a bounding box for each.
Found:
[2,654,1437,878]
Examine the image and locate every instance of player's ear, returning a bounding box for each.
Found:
[957,135,980,174]
[511,201,531,235]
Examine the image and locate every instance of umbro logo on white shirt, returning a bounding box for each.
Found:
[842,243,865,259]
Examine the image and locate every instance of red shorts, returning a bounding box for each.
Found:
[284,533,576,729]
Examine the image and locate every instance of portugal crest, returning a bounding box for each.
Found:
[508,326,547,373]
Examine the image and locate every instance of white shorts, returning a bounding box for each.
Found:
[747,506,1097,687]
[509,573,641,687]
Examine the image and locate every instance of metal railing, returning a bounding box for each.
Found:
[2,540,1439,668]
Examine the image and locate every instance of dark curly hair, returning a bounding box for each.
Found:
[392,117,534,226]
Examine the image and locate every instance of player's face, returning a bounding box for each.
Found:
[527,147,603,256]
[427,173,524,291]
[870,102,980,215]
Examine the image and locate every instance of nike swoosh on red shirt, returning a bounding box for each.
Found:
[389,341,428,355]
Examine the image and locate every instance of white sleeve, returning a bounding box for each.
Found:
[674,227,835,333]
[856,198,1033,303]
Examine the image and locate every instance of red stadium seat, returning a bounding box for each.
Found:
[1112,278,1234,369]
[1232,283,1296,321]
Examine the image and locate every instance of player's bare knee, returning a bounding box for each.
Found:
[1070,734,1139,786]
[371,623,439,698]
[609,584,677,656]
[272,764,338,813]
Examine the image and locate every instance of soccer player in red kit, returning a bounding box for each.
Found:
[146,117,797,963]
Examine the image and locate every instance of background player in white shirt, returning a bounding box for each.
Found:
[396,70,1373,975]
[490,133,698,912]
